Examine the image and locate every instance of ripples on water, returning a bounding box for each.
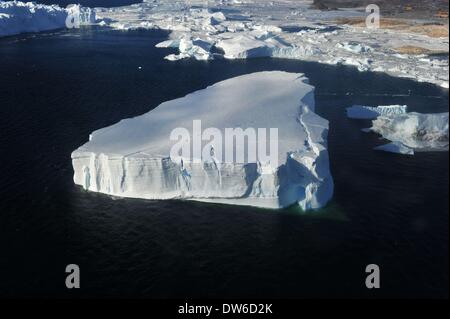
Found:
[0,27,448,298]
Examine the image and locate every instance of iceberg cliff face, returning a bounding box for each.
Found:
[71,71,334,210]
[0,1,95,37]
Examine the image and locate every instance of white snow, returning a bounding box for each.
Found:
[95,0,449,88]
[0,1,95,37]
[370,112,449,153]
[71,71,334,210]
[346,105,408,119]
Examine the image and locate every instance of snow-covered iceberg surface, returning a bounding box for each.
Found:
[0,1,95,37]
[346,105,407,120]
[71,71,334,210]
[370,112,449,154]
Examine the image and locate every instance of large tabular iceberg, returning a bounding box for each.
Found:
[71,71,334,210]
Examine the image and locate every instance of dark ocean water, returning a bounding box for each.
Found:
[0,27,448,298]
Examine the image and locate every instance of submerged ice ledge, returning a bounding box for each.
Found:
[71,71,334,210]
[2,1,447,88]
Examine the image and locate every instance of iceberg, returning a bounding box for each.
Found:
[71,71,334,210]
[370,112,449,153]
[346,104,448,154]
[163,37,214,61]
[346,105,408,120]
[0,1,95,37]
[215,31,321,60]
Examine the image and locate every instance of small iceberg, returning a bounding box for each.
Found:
[346,105,407,120]
[347,104,448,155]
[371,112,449,153]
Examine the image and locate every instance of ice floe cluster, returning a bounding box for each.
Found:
[0,1,95,37]
[346,105,449,155]
[95,0,449,88]
[72,71,334,210]
[1,1,448,88]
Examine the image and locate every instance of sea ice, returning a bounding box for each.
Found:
[95,0,449,88]
[71,71,334,210]
[2,1,448,87]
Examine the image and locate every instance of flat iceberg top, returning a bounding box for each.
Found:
[72,71,333,210]
[75,71,320,165]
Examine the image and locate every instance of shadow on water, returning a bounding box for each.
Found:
[0,28,448,298]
